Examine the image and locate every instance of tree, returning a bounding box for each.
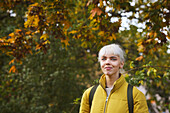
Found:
[0,0,169,112]
[0,37,98,113]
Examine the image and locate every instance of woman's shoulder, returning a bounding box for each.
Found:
[133,86,147,101]
[82,85,96,97]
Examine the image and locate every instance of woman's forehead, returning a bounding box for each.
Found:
[101,54,119,57]
[100,47,118,55]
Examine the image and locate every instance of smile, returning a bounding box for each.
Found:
[105,67,112,70]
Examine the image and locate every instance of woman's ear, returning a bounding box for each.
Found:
[120,61,124,69]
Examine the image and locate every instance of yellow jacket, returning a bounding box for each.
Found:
[79,74,149,113]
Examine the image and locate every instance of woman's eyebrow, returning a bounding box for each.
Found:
[101,56,107,58]
[110,56,118,58]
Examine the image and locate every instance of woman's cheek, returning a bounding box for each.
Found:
[100,62,104,68]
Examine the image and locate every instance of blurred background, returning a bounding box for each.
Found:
[0,0,169,113]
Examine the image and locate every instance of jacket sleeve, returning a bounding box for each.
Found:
[133,87,149,113]
[79,87,92,113]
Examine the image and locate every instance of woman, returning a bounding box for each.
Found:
[79,44,149,113]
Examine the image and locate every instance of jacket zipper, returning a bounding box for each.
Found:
[103,86,115,113]
[103,100,107,113]
[99,83,108,113]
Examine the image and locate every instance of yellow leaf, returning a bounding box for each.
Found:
[33,15,40,27]
[154,32,157,38]
[144,13,149,19]
[139,80,144,85]
[89,15,94,20]
[98,31,105,36]
[81,41,87,48]
[137,45,144,52]
[157,75,161,78]
[77,34,81,39]
[31,3,39,7]
[8,38,15,43]
[40,34,49,40]
[149,31,154,37]
[24,15,40,28]
[156,81,161,87]
[43,40,50,45]
[130,61,134,69]
[48,103,54,107]
[92,27,98,31]
[10,79,13,82]
[137,41,143,46]
[6,52,13,56]
[147,68,151,76]
[99,0,103,7]
[109,33,116,40]
[153,68,157,76]
[69,30,77,34]
[92,19,97,22]
[75,10,77,14]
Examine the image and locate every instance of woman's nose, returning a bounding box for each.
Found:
[105,59,111,64]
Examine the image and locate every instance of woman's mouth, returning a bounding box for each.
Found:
[105,67,112,70]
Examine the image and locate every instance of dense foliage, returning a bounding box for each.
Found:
[0,0,169,112]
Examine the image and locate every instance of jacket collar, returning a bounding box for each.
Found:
[99,74,126,91]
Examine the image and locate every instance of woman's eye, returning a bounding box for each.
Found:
[101,58,106,60]
[111,58,117,61]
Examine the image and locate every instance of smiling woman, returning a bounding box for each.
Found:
[98,44,125,85]
[79,43,149,113]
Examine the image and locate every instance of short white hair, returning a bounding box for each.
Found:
[98,44,125,62]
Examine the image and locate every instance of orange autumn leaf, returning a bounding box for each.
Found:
[135,55,143,61]
[146,39,152,43]
[15,29,22,33]
[86,0,91,6]
[90,7,103,17]
[35,45,42,50]
[9,33,15,38]
[9,59,15,65]
[61,37,69,46]
[9,65,16,73]
[167,35,170,39]
[25,31,32,35]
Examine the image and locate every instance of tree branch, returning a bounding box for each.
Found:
[123,65,170,74]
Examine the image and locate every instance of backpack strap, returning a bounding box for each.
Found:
[127,84,134,113]
[89,85,98,109]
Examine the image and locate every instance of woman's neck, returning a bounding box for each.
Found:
[106,73,120,88]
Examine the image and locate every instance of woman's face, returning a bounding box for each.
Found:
[100,54,124,77]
